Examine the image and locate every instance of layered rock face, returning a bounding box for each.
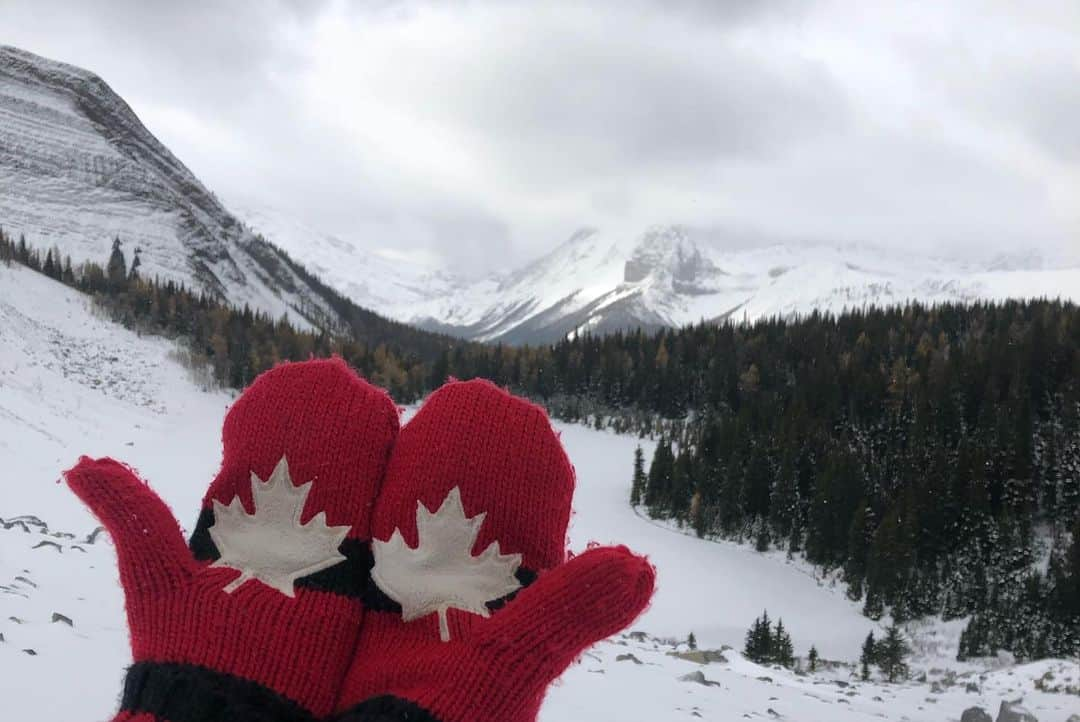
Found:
[0,45,337,328]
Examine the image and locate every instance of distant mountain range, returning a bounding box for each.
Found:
[237,199,1080,345]
[4,44,1078,347]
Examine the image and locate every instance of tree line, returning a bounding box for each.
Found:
[1,230,448,398]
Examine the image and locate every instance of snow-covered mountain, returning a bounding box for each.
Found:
[0,45,345,330]
[228,201,1080,345]
[407,229,1080,344]
[4,260,1079,722]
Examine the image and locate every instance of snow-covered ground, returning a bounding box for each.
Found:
[0,263,230,531]
[2,263,1078,721]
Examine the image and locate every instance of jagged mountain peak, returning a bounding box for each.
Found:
[623,225,726,292]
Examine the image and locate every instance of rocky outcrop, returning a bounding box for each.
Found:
[961,707,992,722]
[669,649,729,665]
[679,670,721,687]
[995,701,1038,722]
[0,45,341,329]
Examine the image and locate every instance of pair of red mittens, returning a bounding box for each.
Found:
[68,360,653,722]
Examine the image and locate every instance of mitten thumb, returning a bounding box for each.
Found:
[476,545,655,680]
[65,457,193,595]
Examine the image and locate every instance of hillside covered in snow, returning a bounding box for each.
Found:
[2,262,1078,722]
[0,45,351,330]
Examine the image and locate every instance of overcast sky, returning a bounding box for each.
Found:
[3,0,1078,275]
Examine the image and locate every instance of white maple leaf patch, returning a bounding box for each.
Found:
[372,486,522,641]
[208,456,351,597]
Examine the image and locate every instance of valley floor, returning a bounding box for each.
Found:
[1,263,1077,721]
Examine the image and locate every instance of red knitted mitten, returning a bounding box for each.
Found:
[336,379,655,722]
[65,359,398,722]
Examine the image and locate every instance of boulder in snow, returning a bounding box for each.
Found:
[679,670,721,687]
[670,649,728,665]
[961,707,992,722]
[995,701,1038,722]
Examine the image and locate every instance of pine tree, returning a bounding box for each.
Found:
[689,489,705,538]
[645,438,674,514]
[61,255,75,284]
[0,229,11,266]
[860,631,876,681]
[877,625,910,682]
[845,501,873,600]
[773,619,794,667]
[744,616,762,662]
[671,448,694,519]
[630,445,646,505]
[769,449,798,541]
[129,247,142,279]
[807,645,819,672]
[43,248,56,278]
[755,519,771,552]
[687,631,697,651]
[107,236,127,290]
[743,444,772,521]
[744,610,774,664]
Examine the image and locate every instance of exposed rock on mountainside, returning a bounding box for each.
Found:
[0,45,340,328]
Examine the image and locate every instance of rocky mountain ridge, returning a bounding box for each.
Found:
[0,45,342,330]
[236,198,1080,345]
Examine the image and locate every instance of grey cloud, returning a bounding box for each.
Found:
[1,0,327,106]
[424,24,849,189]
[990,65,1080,162]
[721,129,1066,254]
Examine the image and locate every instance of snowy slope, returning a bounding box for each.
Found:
[0,45,346,330]
[562,421,877,659]
[2,264,1079,721]
[0,262,230,530]
[5,516,1079,722]
[228,197,461,320]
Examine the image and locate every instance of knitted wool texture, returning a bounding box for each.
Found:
[337,379,655,722]
[65,358,398,721]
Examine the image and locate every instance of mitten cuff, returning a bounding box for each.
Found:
[337,696,442,722]
[122,662,314,722]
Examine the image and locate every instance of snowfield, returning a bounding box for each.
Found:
[2,263,1078,721]
[0,263,229,532]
